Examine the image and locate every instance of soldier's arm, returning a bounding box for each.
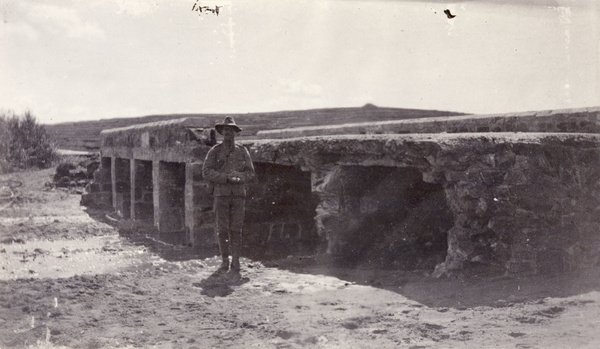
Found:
[202,147,229,184]
[236,147,255,183]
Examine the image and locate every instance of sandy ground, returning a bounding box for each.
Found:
[1,168,600,349]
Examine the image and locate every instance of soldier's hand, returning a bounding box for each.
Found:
[228,175,242,183]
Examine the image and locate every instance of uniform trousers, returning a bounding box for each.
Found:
[214,196,245,258]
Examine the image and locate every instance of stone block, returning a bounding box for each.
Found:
[190,162,204,182]
[494,150,516,169]
[504,168,529,186]
[478,170,506,187]
[487,216,515,234]
[193,183,213,209]
[88,183,101,193]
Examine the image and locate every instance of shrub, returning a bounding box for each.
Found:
[0,110,58,173]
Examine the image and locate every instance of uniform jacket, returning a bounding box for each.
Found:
[202,143,255,197]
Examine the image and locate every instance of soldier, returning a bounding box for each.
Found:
[202,117,255,272]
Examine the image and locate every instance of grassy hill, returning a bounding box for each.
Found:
[46,104,467,151]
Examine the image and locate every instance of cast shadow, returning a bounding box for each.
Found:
[261,253,600,309]
[85,207,218,262]
[192,270,250,297]
[85,207,600,308]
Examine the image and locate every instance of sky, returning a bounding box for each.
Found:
[0,0,599,125]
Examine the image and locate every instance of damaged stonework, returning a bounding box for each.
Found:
[247,133,600,276]
[91,109,600,277]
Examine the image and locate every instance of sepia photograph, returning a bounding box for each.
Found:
[1,0,599,348]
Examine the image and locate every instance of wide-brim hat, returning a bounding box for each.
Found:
[215,116,243,134]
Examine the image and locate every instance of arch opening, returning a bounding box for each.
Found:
[245,163,320,259]
[330,166,453,270]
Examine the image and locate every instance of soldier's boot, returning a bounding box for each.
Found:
[230,252,240,272]
[230,232,242,272]
[218,254,230,272]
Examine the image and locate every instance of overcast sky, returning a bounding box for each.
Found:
[1,0,598,124]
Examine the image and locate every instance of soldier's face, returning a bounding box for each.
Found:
[222,127,236,141]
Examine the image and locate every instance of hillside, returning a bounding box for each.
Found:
[46,105,467,151]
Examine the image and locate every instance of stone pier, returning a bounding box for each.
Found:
[96,118,216,246]
[89,107,600,276]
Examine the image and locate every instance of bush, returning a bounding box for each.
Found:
[0,110,58,173]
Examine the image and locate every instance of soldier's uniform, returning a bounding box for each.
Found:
[202,117,255,271]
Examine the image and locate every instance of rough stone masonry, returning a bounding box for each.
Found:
[91,107,600,277]
[247,132,600,276]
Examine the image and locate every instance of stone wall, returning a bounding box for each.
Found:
[92,112,600,277]
[100,117,213,149]
[248,133,600,276]
[257,107,600,139]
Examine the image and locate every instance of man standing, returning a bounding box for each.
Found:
[202,117,255,272]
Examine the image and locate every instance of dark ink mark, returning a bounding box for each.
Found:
[444,9,456,19]
[192,1,222,16]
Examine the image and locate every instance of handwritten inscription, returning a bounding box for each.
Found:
[191,1,221,16]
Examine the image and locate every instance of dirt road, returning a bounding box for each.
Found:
[1,168,599,348]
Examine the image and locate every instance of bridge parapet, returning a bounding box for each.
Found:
[100,117,215,149]
[256,107,600,139]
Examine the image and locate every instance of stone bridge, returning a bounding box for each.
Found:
[89,107,600,276]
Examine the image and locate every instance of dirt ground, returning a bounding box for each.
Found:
[1,168,600,349]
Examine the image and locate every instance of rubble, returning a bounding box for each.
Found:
[49,154,100,198]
